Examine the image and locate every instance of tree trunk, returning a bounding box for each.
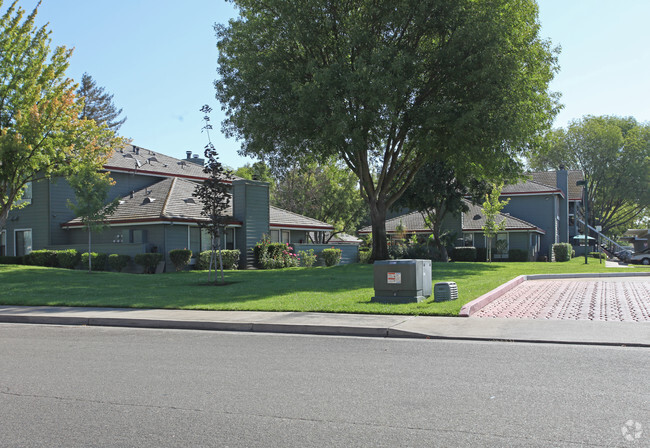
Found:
[0,207,9,234]
[217,235,225,284]
[431,214,449,263]
[369,199,389,261]
[88,228,92,273]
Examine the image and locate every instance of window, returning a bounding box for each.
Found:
[494,233,509,259]
[14,181,33,206]
[0,230,5,256]
[14,229,32,257]
[462,233,474,247]
[130,229,147,244]
[270,229,280,243]
[281,230,290,244]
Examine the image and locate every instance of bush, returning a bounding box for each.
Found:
[24,249,58,267]
[508,249,529,262]
[134,253,163,274]
[388,243,407,260]
[56,249,80,269]
[169,249,192,272]
[108,254,131,272]
[552,243,572,262]
[589,251,607,260]
[322,248,342,267]
[81,252,108,271]
[453,247,476,262]
[298,249,317,267]
[253,235,299,269]
[476,247,488,262]
[359,249,372,264]
[197,250,240,270]
[0,255,23,265]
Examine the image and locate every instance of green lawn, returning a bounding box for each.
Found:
[0,259,647,316]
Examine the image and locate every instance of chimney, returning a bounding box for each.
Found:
[130,191,134,199]
[186,151,192,160]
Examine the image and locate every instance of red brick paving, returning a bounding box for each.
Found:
[473,278,650,322]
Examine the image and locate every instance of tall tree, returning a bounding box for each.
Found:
[193,105,232,284]
[529,115,650,234]
[393,160,493,262]
[273,159,367,242]
[76,73,126,131]
[481,183,510,262]
[0,1,116,231]
[215,0,560,259]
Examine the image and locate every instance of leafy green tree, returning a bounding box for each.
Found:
[193,105,232,284]
[393,160,492,262]
[529,115,650,234]
[76,73,127,131]
[233,161,275,199]
[215,0,559,259]
[0,1,115,231]
[67,165,119,273]
[272,159,367,242]
[481,183,510,262]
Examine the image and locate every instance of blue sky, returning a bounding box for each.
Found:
[17,0,650,168]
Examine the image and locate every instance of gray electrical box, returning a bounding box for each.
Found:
[372,259,432,303]
[434,282,458,302]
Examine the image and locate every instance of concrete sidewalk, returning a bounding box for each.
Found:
[1,305,649,347]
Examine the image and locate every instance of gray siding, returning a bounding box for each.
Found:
[164,224,191,271]
[3,178,50,255]
[502,194,557,257]
[233,179,270,268]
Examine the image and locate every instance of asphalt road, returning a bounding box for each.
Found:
[0,324,648,447]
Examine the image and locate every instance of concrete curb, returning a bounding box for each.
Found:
[458,272,650,317]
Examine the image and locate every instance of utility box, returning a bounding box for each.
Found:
[372,259,432,303]
[434,282,458,302]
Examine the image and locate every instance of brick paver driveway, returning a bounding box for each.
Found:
[473,277,650,322]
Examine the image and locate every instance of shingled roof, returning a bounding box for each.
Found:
[501,179,561,195]
[530,170,584,201]
[104,144,242,183]
[270,206,334,231]
[62,177,238,227]
[358,200,544,235]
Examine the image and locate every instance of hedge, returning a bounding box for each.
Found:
[552,243,572,262]
[0,255,23,265]
[589,251,607,260]
[196,250,240,270]
[169,249,192,271]
[508,249,528,262]
[359,249,372,264]
[81,252,109,271]
[24,250,59,267]
[453,247,476,262]
[56,249,80,269]
[322,248,342,267]
[134,253,163,274]
[108,254,131,272]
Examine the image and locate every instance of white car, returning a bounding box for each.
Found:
[629,248,650,265]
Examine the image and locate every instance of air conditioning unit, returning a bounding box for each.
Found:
[434,282,458,302]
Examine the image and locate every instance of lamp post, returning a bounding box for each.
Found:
[576,180,588,264]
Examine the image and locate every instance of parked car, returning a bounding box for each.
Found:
[628,248,650,265]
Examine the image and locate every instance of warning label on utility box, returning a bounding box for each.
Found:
[387,272,401,284]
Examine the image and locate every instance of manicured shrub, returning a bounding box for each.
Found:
[0,255,23,265]
[134,253,163,274]
[359,249,372,264]
[108,254,131,272]
[452,247,476,262]
[552,243,572,262]
[196,250,240,270]
[508,249,528,262]
[81,252,109,271]
[388,243,407,260]
[169,249,192,272]
[253,235,299,269]
[476,248,488,262]
[298,249,317,267]
[322,248,342,267]
[56,249,80,269]
[24,249,58,267]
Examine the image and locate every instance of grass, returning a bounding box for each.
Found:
[0,259,648,316]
